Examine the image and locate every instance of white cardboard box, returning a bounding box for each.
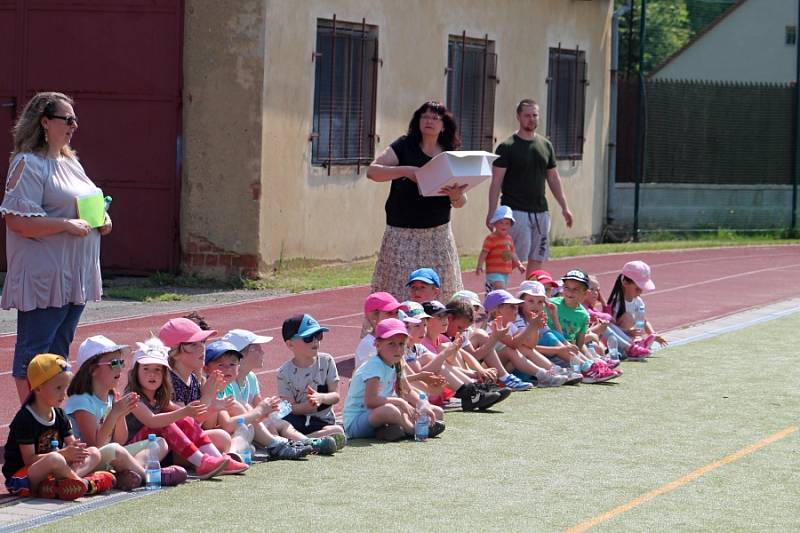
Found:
[415,150,499,197]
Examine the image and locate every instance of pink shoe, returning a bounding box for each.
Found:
[196,455,229,480]
[222,456,249,475]
[640,334,656,350]
[627,344,651,360]
[582,362,618,384]
[602,357,620,369]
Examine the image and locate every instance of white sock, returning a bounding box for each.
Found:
[187,451,203,467]
[199,444,222,457]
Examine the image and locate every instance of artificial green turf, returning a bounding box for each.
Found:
[39,314,800,532]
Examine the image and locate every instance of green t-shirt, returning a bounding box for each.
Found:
[547,296,588,344]
[493,133,557,213]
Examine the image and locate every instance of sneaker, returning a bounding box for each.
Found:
[582,361,619,384]
[84,471,115,495]
[196,455,229,479]
[428,421,446,438]
[37,477,59,499]
[499,374,534,391]
[115,470,142,491]
[478,380,512,403]
[602,356,621,369]
[640,334,656,350]
[226,451,244,464]
[56,478,88,501]
[268,440,312,460]
[458,383,500,411]
[160,465,188,486]
[374,424,407,442]
[305,436,337,455]
[535,368,567,387]
[330,433,347,451]
[627,344,651,360]
[221,457,249,475]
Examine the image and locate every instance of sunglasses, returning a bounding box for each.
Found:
[48,114,78,126]
[298,332,324,344]
[97,359,125,370]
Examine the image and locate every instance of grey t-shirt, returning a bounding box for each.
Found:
[276,352,339,425]
[0,152,102,311]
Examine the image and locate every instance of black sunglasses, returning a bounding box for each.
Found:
[299,332,324,344]
[48,114,78,126]
[97,358,125,370]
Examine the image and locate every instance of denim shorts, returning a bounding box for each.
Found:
[485,272,509,287]
[344,411,375,439]
[13,304,85,379]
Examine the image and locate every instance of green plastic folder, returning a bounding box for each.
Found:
[76,190,106,228]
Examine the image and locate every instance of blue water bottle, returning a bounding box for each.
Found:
[415,393,430,442]
[145,434,161,491]
[50,440,59,452]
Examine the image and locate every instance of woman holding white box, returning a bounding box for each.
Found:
[367,101,467,301]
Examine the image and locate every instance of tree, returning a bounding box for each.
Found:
[617,0,693,76]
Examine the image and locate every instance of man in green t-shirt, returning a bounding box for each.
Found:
[487,99,573,278]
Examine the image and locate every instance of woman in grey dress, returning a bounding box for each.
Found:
[1,92,112,402]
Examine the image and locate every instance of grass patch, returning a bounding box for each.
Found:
[103,286,188,303]
[41,313,800,532]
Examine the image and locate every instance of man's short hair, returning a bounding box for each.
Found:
[516,99,538,114]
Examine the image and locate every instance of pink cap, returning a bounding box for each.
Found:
[374,318,409,339]
[158,318,217,348]
[622,260,655,291]
[364,292,409,314]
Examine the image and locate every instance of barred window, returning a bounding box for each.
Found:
[446,33,498,151]
[546,46,588,160]
[312,17,378,170]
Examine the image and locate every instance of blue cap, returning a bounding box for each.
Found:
[406,267,441,288]
[204,340,243,365]
[281,314,331,341]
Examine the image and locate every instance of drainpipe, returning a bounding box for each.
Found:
[607,0,632,235]
[632,0,647,242]
[793,0,799,232]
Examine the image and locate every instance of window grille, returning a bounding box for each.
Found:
[546,45,588,160]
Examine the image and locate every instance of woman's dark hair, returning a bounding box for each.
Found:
[606,274,630,321]
[406,101,461,151]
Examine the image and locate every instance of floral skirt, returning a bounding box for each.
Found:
[370,223,464,302]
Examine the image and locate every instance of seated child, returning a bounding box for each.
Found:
[475,205,525,291]
[355,292,408,369]
[606,260,668,359]
[3,354,113,500]
[343,319,445,441]
[277,316,346,450]
[406,268,441,303]
[125,338,247,478]
[65,336,187,490]
[529,269,560,297]
[203,340,321,457]
[548,270,619,383]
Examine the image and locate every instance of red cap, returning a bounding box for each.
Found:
[528,269,558,288]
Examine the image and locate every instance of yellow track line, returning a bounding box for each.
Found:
[565,425,799,533]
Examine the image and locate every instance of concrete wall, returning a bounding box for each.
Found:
[608,183,794,232]
[653,0,796,83]
[183,0,612,277]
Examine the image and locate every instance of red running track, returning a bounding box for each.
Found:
[0,245,798,442]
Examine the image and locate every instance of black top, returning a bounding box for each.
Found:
[384,136,452,228]
[3,406,73,478]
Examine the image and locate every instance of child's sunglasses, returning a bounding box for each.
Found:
[300,332,324,344]
[97,359,125,370]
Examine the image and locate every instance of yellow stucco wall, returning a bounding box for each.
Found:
[183,0,611,275]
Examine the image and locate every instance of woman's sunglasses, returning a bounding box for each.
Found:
[97,359,125,370]
[48,114,78,126]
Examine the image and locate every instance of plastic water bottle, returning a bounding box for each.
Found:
[570,355,583,373]
[270,400,292,420]
[585,342,599,358]
[632,299,646,331]
[415,393,430,442]
[231,417,253,465]
[607,336,621,361]
[50,440,59,452]
[145,434,161,491]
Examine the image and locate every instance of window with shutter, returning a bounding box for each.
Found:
[312,17,379,171]
[446,33,498,152]
[546,46,587,161]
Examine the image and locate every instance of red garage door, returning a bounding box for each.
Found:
[0,0,183,273]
